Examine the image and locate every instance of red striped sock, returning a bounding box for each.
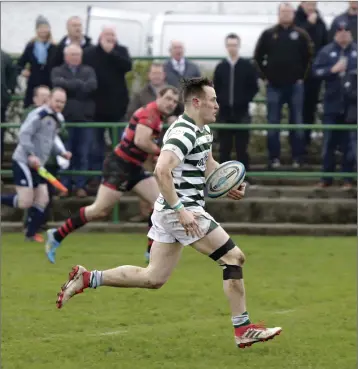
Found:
[53,207,88,243]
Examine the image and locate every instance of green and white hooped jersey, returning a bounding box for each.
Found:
[154,114,213,211]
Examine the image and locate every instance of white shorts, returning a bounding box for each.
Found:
[147,208,219,246]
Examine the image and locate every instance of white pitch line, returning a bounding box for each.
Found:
[271,309,296,315]
[96,330,128,337]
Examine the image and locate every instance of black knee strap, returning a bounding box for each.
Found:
[209,238,236,261]
[222,265,243,280]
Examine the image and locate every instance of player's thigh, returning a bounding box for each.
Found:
[131,175,159,204]
[33,184,49,206]
[92,184,122,212]
[191,226,245,265]
[147,241,183,285]
[15,186,34,208]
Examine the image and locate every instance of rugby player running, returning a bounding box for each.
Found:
[45,86,179,263]
[55,78,282,348]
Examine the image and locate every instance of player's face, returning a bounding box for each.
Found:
[33,87,50,107]
[50,91,67,113]
[158,90,179,115]
[198,86,219,124]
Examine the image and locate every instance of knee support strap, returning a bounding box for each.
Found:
[222,265,243,280]
[209,238,236,261]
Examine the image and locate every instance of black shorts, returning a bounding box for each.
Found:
[101,152,152,192]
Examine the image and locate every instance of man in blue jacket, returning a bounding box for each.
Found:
[312,20,357,189]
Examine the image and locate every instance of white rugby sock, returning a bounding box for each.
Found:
[89,270,103,289]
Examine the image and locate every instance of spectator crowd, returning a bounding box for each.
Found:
[1,1,357,199]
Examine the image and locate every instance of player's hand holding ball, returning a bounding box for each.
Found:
[227,182,246,201]
[28,154,41,168]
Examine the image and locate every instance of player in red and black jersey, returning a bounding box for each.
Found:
[45,86,179,264]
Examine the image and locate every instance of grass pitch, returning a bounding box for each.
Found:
[1,233,356,369]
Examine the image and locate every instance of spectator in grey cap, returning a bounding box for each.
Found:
[17,15,56,107]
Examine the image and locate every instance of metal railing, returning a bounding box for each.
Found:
[1,122,357,223]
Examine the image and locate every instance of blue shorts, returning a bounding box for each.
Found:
[12,160,46,188]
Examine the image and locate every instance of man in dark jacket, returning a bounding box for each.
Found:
[294,2,328,149]
[213,33,259,171]
[125,62,180,121]
[329,1,358,42]
[83,26,132,177]
[254,2,314,168]
[163,41,201,88]
[343,69,357,173]
[50,16,92,68]
[51,44,97,197]
[1,49,17,165]
[312,21,357,189]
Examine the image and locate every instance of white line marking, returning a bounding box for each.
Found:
[96,330,128,337]
[272,309,296,315]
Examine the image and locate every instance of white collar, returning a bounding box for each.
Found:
[65,36,86,46]
[171,57,185,66]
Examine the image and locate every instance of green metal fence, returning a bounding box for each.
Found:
[1,122,357,223]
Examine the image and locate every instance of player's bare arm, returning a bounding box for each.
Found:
[134,124,161,155]
[205,151,220,177]
[155,150,202,238]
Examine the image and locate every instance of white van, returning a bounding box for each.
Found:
[86,5,338,58]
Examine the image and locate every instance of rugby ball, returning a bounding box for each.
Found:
[206,161,246,199]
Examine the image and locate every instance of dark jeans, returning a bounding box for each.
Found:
[303,77,322,148]
[218,112,250,171]
[321,114,356,185]
[61,125,94,190]
[1,106,7,166]
[267,82,304,163]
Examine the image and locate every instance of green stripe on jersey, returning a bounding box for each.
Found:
[174,182,205,191]
[155,116,213,211]
[190,142,211,155]
[181,170,205,178]
[165,138,189,156]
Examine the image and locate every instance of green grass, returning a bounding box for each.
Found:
[1,233,356,369]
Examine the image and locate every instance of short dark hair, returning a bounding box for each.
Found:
[225,33,240,42]
[158,85,179,97]
[181,77,214,102]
